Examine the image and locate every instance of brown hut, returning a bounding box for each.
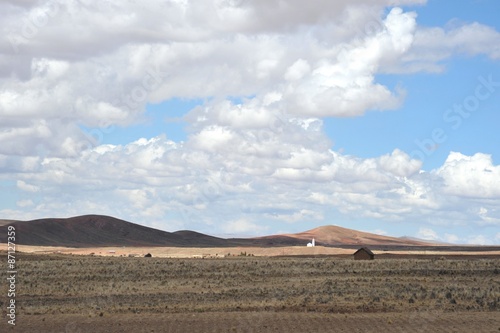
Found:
[353,247,374,260]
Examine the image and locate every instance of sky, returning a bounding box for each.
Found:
[1,0,499,245]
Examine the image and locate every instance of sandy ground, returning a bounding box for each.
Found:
[4,244,354,257]
[3,243,500,258]
[4,311,499,333]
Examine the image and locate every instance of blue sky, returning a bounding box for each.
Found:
[326,56,500,170]
[1,0,499,245]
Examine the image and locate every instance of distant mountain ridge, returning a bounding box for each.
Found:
[0,215,231,248]
[0,214,436,248]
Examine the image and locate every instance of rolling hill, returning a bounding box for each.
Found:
[0,214,436,248]
[0,215,232,247]
[275,225,434,246]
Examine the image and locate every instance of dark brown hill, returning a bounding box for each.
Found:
[0,215,232,247]
[172,230,234,247]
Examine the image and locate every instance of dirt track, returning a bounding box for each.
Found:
[8,311,500,333]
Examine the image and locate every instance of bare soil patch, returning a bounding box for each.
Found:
[7,311,500,333]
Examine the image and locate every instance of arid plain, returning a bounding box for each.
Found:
[1,250,499,332]
[1,216,499,332]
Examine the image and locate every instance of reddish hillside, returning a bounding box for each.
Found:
[258,225,433,246]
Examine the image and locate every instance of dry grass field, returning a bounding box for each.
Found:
[1,252,499,332]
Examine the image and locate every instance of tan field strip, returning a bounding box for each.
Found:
[2,243,500,258]
[2,244,353,257]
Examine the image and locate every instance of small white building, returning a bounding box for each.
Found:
[306,238,316,247]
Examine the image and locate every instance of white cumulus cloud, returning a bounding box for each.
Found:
[0,0,499,243]
[417,227,439,241]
